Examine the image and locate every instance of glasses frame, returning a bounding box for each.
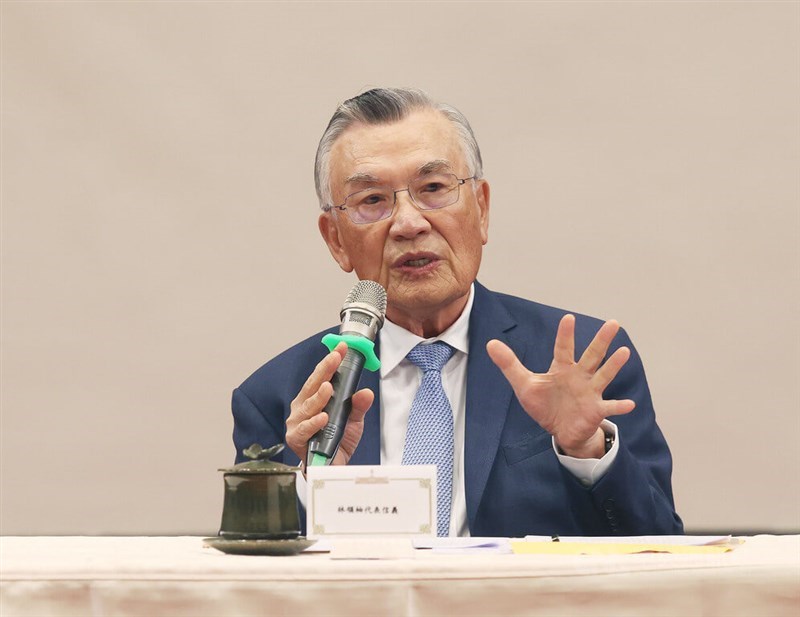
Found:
[324,174,477,224]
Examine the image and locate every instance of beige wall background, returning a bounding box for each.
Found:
[2,1,798,535]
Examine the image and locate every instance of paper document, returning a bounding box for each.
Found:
[523,535,739,546]
[412,537,512,554]
[513,535,741,555]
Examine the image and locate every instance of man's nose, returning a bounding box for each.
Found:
[389,190,431,239]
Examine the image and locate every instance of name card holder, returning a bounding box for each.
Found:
[306,465,436,538]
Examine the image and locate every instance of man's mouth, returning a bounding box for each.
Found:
[404,257,433,267]
[394,253,439,271]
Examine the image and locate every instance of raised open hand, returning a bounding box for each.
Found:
[486,314,635,458]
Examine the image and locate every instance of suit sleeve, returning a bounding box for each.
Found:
[230,338,328,467]
[231,386,287,464]
[560,328,684,535]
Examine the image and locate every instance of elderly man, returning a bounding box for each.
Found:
[233,87,683,537]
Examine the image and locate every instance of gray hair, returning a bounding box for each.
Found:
[314,87,484,209]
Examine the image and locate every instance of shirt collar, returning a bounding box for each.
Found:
[379,283,474,378]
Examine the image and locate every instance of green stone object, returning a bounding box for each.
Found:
[217,443,301,541]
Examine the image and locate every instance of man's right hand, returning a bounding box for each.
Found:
[286,341,374,467]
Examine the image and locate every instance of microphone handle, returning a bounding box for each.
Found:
[308,346,366,463]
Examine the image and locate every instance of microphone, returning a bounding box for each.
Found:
[307,280,387,467]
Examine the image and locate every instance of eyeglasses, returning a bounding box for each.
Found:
[324,172,476,224]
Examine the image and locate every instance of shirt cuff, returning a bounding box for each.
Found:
[552,420,619,487]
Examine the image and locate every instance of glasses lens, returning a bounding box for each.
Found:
[345,187,394,224]
[410,173,459,210]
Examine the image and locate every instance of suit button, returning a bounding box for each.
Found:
[603,498,615,513]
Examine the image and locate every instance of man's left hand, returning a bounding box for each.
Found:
[486,314,635,459]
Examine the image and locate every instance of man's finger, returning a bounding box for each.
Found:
[592,346,631,392]
[600,399,636,418]
[578,320,620,373]
[295,343,347,402]
[286,412,329,453]
[295,381,333,421]
[348,388,375,423]
[553,314,576,364]
[334,388,375,464]
[486,339,531,394]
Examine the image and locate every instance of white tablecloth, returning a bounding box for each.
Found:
[1,535,799,616]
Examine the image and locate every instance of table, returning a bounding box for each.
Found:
[1,535,798,616]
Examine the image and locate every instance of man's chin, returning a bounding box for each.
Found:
[386,284,469,319]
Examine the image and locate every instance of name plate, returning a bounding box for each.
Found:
[306,465,436,538]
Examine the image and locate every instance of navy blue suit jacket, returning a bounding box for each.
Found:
[232,282,683,537]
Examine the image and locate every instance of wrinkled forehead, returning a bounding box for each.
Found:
[329,109,466,190]
[343,160,457,187]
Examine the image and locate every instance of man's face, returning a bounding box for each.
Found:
[319,109,490,333]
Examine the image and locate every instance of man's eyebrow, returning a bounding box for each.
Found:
[344,172,381,185]
[416,160,454,175]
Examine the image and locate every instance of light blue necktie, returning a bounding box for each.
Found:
[401,342,456,537]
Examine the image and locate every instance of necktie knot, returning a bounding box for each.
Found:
[406,342,455,373]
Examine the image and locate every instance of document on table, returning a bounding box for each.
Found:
[307,536,741,556]
[523,535,738,546]
[412,537,512,554]
[305,537,512,556]
[513,535,741,555]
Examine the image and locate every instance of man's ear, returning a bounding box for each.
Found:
[318,212,353,272]
[476,179,490,245]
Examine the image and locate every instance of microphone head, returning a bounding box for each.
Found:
[339,280,387,340]
[344,280,387,314]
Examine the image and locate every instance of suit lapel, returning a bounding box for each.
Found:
[464,282,526,529]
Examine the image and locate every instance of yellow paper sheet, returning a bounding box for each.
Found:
[510,541,733,555]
